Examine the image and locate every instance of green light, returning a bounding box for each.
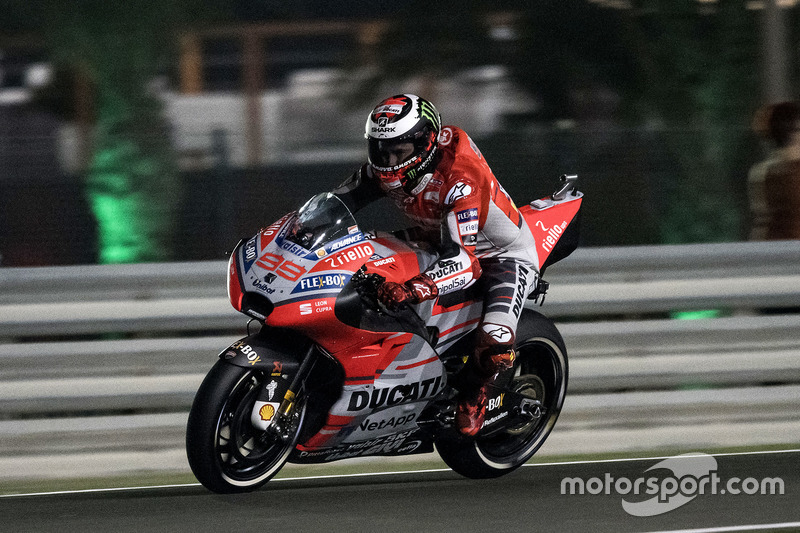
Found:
[670,310,723,320]
[89,191,152,264]
[84,88,177,264]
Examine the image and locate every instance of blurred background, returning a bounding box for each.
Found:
[0,0,798,266]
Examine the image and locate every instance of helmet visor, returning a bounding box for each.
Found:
[368,139,416,169]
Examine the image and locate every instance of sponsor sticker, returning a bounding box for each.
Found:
[359,413,417,432]
[540,220,569,253]
[456,208,479,222]
[323,243,375,268]
[371,257,396,267]
[259,403,276,421]
[468,135,483,158]
[265,380,278,400]
[295,431,425,462]
[347,376,443,411]
[292,273,352,294]
[436,273,471,294]
[375,104,404,116]
[445,182,474,205]
[242,237,259,273]
[482,323,513,343]
[281,240,309,256]
[458,221,479,235]
[429,260,464,280]
[251,401,280,429]
[327,233,364,252]
[423,191,440,203]
[438,127,454,145]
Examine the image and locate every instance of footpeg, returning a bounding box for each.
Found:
[417,400,456,432]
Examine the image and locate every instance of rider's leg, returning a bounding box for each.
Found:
[455,259,536,436]
[454,324,516,436]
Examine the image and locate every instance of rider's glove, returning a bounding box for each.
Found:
[377,274,439,309]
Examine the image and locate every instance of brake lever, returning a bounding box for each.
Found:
[351,268,385,311]
[352,268,414,315]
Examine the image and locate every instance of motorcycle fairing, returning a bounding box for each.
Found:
[219,331,310,430]
[219,330,309,374]
[291,429,435,463]
[426,291,484,354]
[296,332,447,452]
[226,185,581,465]
[519,191,583,272]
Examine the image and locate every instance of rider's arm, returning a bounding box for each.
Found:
[423,198,483,296]
[333,164,384,213]
[377,178,484,305]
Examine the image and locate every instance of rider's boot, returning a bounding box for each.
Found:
[455,349,515,436]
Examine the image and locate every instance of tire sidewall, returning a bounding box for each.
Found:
[186,360,301,493]
[436,310,568,478]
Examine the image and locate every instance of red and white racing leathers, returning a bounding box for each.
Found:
[335,126,539,354]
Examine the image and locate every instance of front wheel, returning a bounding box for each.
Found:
[436,311,568,478]
[186,360,306,493]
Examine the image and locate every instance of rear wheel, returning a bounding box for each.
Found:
[436,311,568,478]
[186,360,306,493]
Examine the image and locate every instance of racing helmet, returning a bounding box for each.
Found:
[365,94,441,194]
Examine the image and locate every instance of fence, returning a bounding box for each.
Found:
[1,240,799,479]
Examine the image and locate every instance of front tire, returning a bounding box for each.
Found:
[436,310,568,478]
[186,360,305,493]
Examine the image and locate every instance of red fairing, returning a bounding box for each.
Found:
[307,241,378,274]
[519,196,582,270]
[362,238,424,284]
[227,253,244,311]
[259,213,293,250]
[265,298,386,355]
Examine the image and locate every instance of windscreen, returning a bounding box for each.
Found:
[284,192,359,250]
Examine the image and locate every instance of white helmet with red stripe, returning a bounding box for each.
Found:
[365,94,441,194]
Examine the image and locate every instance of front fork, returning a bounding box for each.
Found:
[259,345,318,442]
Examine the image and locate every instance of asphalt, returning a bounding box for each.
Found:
[0,450,797,533]
[2,413,799,482]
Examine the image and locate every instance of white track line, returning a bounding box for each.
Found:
[523,447,800,467]
[639,522,800,533]
[1,448,798,499]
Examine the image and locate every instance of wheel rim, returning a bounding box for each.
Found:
[213,371,302,486]
[474,337,567,468]
[504,374,546,436]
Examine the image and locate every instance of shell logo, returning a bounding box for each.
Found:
[259,404,276,421]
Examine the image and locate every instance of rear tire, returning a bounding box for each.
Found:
[436,310,568,478]
[186,360,305,493]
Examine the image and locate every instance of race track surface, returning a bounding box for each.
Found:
[1,450,797,533]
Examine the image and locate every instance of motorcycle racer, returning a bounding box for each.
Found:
[334,94,540,437]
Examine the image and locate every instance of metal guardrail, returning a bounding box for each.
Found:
[3,241,799,334]
[0,240,799,477]
[1,240,799,403]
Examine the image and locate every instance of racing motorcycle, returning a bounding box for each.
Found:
[186,174,583,493]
